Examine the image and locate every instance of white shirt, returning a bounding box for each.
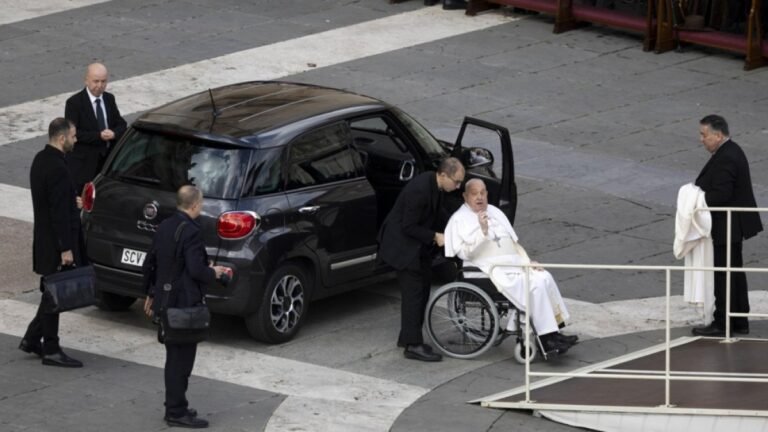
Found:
[86,87,108,126]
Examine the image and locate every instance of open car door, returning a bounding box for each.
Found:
[451,116,517,225]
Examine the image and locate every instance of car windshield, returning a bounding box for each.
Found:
[391,107,446,159]
[104,129,250,199]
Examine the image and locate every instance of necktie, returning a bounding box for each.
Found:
[95,98,106,131]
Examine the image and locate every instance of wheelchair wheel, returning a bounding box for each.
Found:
[513,337,538,364]
[426,282,500,359]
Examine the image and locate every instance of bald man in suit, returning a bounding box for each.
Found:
[65,63,126,193]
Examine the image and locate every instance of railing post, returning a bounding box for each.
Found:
[524,264,532,402]
[664,268,672,407]
[725,209,732,340]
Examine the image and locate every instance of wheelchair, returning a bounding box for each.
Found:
[425,266,558,363]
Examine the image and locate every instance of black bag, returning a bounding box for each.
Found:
[42,265,97,313]
[159,284,211,345]
[157,222,211,345]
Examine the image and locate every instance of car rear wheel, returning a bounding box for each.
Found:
[245,263,311,343]
[96,291,136,311]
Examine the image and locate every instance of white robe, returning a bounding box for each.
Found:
[445,204,570,334]
[674,183,714,325]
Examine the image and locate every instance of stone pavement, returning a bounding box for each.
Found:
[0,333,283,432]
[1,1,767,431]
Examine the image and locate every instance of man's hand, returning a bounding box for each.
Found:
[478,211,489,235]
[100,129,115,141]
[60,250,74,267]
[434,232,445,247]
[76,196,83,209]
[143,297,153,317]
[211,265,228,279]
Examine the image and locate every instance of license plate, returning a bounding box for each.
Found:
[121,248,147,267]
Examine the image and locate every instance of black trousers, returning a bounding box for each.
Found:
[23,278,60,355]
[713,243,750,328]
[165,342,198,418]
[397,254,432,347]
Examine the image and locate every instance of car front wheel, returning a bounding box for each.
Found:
[246,263,311,343]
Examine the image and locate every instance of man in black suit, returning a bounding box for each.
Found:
[143,185,227,429]
[692,115,763,337]
[378,157,465,362]
[65,62,127,193]
[18,118,85,368]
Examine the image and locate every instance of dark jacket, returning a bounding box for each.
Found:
[64,88,127,190]
[30,145,85,276]
[377,172,448,270]
[143,211,216,314]
[695,139,763,245]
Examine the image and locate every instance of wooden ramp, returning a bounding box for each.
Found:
[478,337,768,432]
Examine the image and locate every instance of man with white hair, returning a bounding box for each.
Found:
[444,178,577,354]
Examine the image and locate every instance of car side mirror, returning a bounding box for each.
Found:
[462,147,494,169]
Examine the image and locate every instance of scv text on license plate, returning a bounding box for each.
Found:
[121,248,146,267]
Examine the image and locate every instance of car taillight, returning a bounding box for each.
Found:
[82,182,95,212]
[217,211,259,239]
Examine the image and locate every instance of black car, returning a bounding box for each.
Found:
[82,81,516,343]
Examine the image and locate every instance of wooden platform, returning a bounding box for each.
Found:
[479,336,768,427]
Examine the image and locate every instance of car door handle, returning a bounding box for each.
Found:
[299,206,320,214]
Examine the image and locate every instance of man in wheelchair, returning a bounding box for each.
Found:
[444,179,578,354]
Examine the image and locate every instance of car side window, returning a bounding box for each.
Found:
[242,147,283,196]
[285,122,364,190]
[349,116,409,157]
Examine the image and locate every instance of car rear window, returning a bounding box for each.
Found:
[104,129,250,199]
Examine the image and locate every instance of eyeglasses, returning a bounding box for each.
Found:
[449,176,464,186]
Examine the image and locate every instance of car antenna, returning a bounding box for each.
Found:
[208,88,220,119]
[208,89,219,133]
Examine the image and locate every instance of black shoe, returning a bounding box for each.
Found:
[692,323,725,337]
[424,0,439,5]
[165,409,198,421]
[19,339,43,358]
[540,334,570,354]
[556,333,579,345]
[731,320,749,334]
[397,341,433,352]
[734,325,749,335]
[166,414,208,429]
[42,350,83,368]
[404,344,442,362]
[443,0,468,10]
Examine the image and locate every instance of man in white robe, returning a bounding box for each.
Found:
[444,179,576,353]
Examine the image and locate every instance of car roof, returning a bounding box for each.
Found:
[133,81,387,146]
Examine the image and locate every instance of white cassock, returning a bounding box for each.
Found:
[444,204,570,335]
[674,183,714,325]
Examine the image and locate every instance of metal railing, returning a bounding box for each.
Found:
[516,206,768,411]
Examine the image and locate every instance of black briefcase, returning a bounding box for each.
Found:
[42,265,97,313]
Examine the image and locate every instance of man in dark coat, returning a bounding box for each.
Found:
[693,114,763,337]
[378,157,465,362]
[18,118,85,367]
[65,62,127,193]
[143,185,227,429]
